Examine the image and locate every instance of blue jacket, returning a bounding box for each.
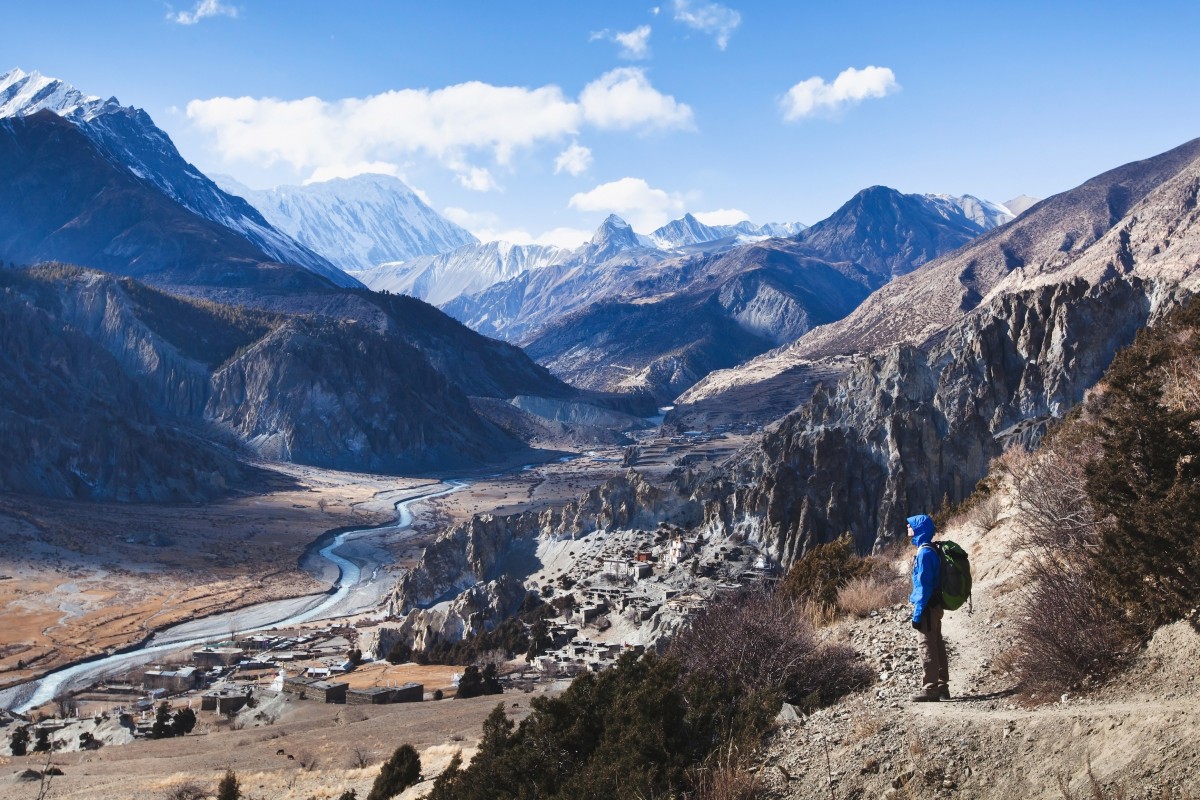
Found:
[908,514,939,622]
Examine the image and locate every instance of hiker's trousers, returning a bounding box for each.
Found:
[917,606,949,691]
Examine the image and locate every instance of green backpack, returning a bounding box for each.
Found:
[924,541,972,611]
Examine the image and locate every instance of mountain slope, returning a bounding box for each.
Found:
[522,242,877,400]
[0,266,531,497]
[514,187,997,400]
[357,239,568,307]
[696,137,1200,566]
[216,173,477,273]
[678,138,1200,423]
[0,112,333,290]
[0,67,357,288]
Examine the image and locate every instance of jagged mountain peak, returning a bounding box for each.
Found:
[1,67,358,288]
[583,214,644,262]
[797,185,986,281]
[0,67,107,121]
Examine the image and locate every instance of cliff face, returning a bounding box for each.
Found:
[0,271,244,501]
[206,316,517,472]
[0,266,532,499]
[709,277,1154,564]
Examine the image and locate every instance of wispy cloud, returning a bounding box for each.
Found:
[443,207,590,248]
[672,0,741,50]
[554,142,593,176]
[187,69,691,188]
[168,0,238,25]
[781,66,899,121]
[569,177,685,232]
[693,208,749,226]
[591,25,652,59]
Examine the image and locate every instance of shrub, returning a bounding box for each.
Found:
[1084,305,1200,632]
[10,725,29,756]
[1014,558,1139,694]
[164,782,208,800]
[836,574,908,617]
[690,762,762,800]
[367,744,422,800]
[671,589,866,701]
[216,770,240,800]
[778,534,874,607]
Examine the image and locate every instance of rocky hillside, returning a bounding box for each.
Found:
[693,137,1200,563]
[0,267,247,501]
[0,266,531,498]
[207,316,517,473]
[679,137,1200,424]
[752,497,1200,799]
[0,111,335,291]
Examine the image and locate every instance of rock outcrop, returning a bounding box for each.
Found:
[697,139,1200,563]
[384,471,701,652]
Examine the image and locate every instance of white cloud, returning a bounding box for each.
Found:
[694,208,750,226]
[672,0,741,49]
[590,25,651,59]
[303,161,402,184]
[781,65,899,121]
[580,68,694,131]
[168,0,238,25]
[187,70,690,188]
[569,177,685,232]
[554,142,593,176]
[614,25,653,59]
[458,166,499,192]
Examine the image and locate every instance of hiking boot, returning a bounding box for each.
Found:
[911,690,940,703]
[938,686,951,700]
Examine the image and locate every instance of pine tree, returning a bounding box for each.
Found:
[456,665,484,698]
[172,707,197,736]
[10,725,29,756]
[216,769,241,800]
[151,701,174,739]
[366,744,421,800]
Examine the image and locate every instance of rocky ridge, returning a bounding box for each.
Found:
[688,138,1200,563]
[0,266,536,498]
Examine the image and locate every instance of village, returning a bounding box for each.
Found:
[1,498,781,759]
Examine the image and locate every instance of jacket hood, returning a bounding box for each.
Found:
[907,514,935,546]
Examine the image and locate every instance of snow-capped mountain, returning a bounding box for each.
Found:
[355,239,568,306]
[357,212,808,306]
[215,173,478,273]
[1002,194,1041,217]
[920,193,1015,230]
[0,68,358,288]
[649,213,724,249]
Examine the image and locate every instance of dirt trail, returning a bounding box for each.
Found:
[756,508,1200,799]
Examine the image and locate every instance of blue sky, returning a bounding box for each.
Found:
[8,2,1200,245]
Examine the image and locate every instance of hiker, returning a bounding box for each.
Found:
[908,514,949,702]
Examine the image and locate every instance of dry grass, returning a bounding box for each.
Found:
[690,762,763,800]
[836,574,908,618]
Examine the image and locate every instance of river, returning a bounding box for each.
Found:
[0,480,463,713]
